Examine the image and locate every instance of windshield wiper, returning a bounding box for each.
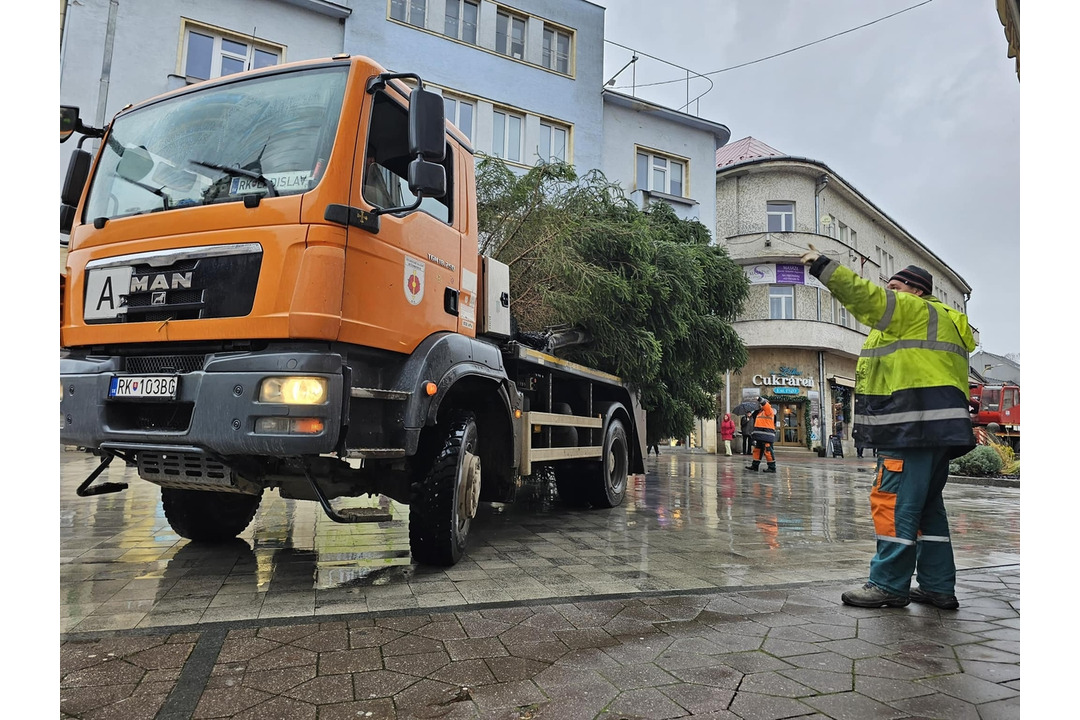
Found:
[115,175,169,210]
[189,159,279,197]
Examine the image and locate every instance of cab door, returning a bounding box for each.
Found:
[339,87,463,354]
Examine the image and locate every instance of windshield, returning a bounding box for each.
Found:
[84,66,348,222]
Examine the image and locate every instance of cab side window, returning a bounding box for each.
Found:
[363,90,453,224]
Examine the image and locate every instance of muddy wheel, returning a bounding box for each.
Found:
[161,488,262,542]
[409,410,481,566]
[589,417,629,508]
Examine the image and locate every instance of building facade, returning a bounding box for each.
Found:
[715,137,974,456]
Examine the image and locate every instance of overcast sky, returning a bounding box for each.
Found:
[596,0,1020,356]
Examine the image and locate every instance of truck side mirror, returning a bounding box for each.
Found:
[61,106,79,144]
[60,148,92,233]
[408,88,446,162]
[408,158,446,199]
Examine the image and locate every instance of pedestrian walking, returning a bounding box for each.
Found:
[801,246,975,610]
[647,441,661,456]
[740,414,752,454]
[745,397,777,473]
[720,413,736,456]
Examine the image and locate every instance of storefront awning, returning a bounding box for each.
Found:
[829,375,855,388]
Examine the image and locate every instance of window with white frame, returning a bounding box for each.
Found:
[849,228,857,246]
[834,297,856,329]
[837,220,848,242]
[492,109,524,162]
[496,10,527,59]
[182,24,281,81]
[391,0,426,27]
[876,247,895,280]
[442,95,475,142]
[766,201,795,232]
[444,0,478,44]
[536,121,568,163]
[542,25,571,74]
[636,150,686,197]
[769,285,795,320]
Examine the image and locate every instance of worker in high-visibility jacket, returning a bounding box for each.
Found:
[801,246,975,611]
[745,396,777,473]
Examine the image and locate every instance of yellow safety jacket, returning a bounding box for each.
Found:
[810,257,976,454]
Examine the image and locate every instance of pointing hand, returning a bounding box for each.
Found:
[800,243,821,265]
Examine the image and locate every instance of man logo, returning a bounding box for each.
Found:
[151,291,167,306]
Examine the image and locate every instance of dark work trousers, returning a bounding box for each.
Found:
[867,447,955,597]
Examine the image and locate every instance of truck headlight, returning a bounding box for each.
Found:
[259,377,328,405]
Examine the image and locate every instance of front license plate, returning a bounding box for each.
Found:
[109,375,179,399]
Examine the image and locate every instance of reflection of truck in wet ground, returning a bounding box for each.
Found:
[59,55,644,566]
[969,381,1020,453]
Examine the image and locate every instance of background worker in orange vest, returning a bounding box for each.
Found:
[746,396,778,473]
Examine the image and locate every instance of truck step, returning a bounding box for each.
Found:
[335,507,392,522]
[351,388,410,401]
[347,448,407,459]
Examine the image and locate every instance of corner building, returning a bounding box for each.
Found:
[714,138,974,456]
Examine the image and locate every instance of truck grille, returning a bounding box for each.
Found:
[85,249,262,324]
[124,354,207,374]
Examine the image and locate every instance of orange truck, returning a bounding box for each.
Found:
[60,55,644,566]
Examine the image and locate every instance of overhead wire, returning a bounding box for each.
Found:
[613,0,935,91]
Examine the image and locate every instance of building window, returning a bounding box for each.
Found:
[444,0,478,44]
[850,228,857,246]
[496,10,527,60]
[391,0,426,27]
[769,285,794,319]
[443,95,475,142]
[542,25,571,74]
[766,201,795,232]
[876,247,895,280]
[182,25,281,81]
[536,121,568,163]
[636,151,686,197]
[834,298,856,329]
[492,109,524,162]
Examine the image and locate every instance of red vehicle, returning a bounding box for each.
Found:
[969,382,1019,452]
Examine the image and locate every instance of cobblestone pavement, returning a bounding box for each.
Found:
[60,447,1021,718]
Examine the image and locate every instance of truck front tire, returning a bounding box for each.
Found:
[409,410,480,566]
[161,488,262,542]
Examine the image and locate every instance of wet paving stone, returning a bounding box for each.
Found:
[60,448,1021,718]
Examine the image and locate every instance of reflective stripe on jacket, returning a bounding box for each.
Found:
[754,402,775,431]
[810,257,976,453]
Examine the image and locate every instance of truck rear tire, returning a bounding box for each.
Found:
[409,410,480,566]
[161,488,262,542]
[589,417,629,508]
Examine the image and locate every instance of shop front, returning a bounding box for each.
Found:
[725,350,859,454]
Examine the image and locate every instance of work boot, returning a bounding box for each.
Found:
[745,462,759,471]
[763,465,777,473]
[910,586,959,610]
[841,582,909,608]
